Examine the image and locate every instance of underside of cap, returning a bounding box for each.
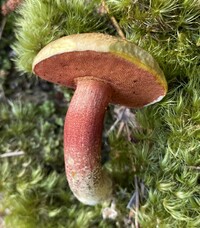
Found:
[33,33,167,107]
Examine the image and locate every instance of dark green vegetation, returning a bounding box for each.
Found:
[1,0,200,227]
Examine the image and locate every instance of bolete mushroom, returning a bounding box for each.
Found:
[32,33,167,205]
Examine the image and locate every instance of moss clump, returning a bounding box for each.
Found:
[0,100,116,228]
[108,0,200,80]
[13,0,110,72]
[14,0,200,81]
[107,72,200,227]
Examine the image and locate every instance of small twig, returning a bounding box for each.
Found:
[106,106,138,138]
[0,16,7,40]
[0,151,25,158]
[134,175,139,228]
[127,176,140,228]
[106,117,121,136]
[187,166,200,170]
[140,181,145,200]
[125,123,131,141]
[0,84,6,101]
[101,0,126,39]
[117,121,125,138]
[127,192,136,210]
[106,107,127,136]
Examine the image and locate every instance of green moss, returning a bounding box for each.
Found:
[14,0,200,81]
[13,0,110,72]
[107,0,200,80]
[0,101,108,228]
[108,72,200,227]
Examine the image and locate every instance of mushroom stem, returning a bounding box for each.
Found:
[64,79,112,205]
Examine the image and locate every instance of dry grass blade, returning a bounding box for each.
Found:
[187,166,200,171]
[0,151,25,158]
[101,0,126,39]
[0,17,7,40]
[106,106,140,140]
[134,175,139,228]
[127,176,140,228]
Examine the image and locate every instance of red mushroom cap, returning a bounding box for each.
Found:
[33,33,167,108]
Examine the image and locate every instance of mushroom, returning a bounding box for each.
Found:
[32,33,167,205]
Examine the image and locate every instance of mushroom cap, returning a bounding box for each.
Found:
[33,33,167,107]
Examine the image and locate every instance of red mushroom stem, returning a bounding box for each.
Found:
[64,79,112,205]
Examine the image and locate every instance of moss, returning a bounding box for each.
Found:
[107,0,200,80]
[107,72,200,227]
[13,0,110,72]
[0,101,110,228]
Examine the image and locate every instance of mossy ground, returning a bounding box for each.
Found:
[0,0,200,227]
